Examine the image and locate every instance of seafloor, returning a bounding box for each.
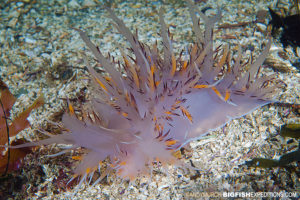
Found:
[0,0,299,199]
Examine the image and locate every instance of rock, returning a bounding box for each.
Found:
[82,0,96,7]
[68,0,80,9]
